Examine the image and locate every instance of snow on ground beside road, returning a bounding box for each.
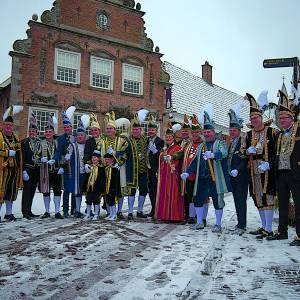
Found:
[0,191,300,300]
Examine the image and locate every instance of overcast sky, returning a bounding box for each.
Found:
[0,0,298,102]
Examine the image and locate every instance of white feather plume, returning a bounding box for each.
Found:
[257,90,269,110]
[3,105,23,121]
[232,100,246,118]
[52,115,58,130]
[80,114,90,130]
[172,123,182,133]
[291,84,299,107]
[65,106,76,120]
[137,109,149,123]
[116,118,131,128]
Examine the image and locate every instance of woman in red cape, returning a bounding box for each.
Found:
[155,123,185,221]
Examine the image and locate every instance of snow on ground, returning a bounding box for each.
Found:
[0,191,299,300]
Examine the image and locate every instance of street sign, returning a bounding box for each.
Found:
[263,57,298,68]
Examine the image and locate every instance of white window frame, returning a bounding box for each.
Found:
[122,63,143,95]
[28,107,58,136]
[90,56,114,90]
[54,48,81,84]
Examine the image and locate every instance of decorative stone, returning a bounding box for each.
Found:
[155,46,160,53]
[123,0,135,9]
[32,14,38,21]
[73,95,97,111]
[136,3,141,10]
[144,38,154,51]
[108,102,133,119]
[41,1,61,26]
[29,91,58,107]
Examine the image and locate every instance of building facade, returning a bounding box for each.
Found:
[7,0,170,138]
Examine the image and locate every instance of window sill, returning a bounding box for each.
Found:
[53,80,81,88]
[121,92,144,99]
[88,86,114,93]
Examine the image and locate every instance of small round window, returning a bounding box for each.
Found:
[96,10,110,30]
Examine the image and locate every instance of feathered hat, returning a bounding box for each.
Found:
[228,100,245,129]
[199,104,214,130]
[104,111,116,128]
[165,122,174,135]
[29,113,38,130]
[245,90,268,117]
[172,123,182,134]
[3,105,23,124]
[89,113,101,129]
[278,89,297,117]
[191,114,202,131]
[77,114,90,134]
[62,105,76,126]
[182,114,191,129]
[45,114,58,131]
[92,150,101,158]
[146,113,158,129]
[131,109,149,128]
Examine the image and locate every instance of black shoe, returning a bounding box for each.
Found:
[249,227,264,235]
[289,239,300,246]
[136,212,147,219]
[41,212,50,219]
[23,214,32,220]
[55,212,64,219]
[63,212,69,218]
[117,212,125,220]
[74,212,80,218]
[256,230,273,240]
[187,217,196,224]
[266,232,288,241]
[29,213,39,218]
[5,214,17,222]
[203,219,207,227]
[128,213,134,220]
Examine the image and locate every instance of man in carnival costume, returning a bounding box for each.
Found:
[182,104,232,232]
[267,89,300,246]
[0,105,23,222]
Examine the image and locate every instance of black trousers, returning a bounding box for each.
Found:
[148,169,158,214]
[130,172,148,196]
[21,168,40,216]
[230,175,248,229]
[277,170,300,237]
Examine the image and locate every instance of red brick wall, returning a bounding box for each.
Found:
[10,0,166,139]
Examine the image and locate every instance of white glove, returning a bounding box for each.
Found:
[41,156,48,163]
[57,168,64,175]
[47,159,56,166]
[163,155,172,162]
[203,151,215,159]
[107,146,115,155]
[65,153,71,161]
[9,150,16,157]
[22,170,29,181]
[230,169,238,177]
[149,143,158,154]
[258,161,270,172]
[247,146,257,154]
[85,164,91,173]
[113,163,120,171]
[180,172,189,181]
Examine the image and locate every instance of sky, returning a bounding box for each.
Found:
[0,0,299,102]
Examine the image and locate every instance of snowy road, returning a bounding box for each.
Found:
[0,192,299,300]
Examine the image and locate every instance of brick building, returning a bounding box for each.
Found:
[5,0,171,138]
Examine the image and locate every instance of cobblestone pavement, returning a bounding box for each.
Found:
[0,193,299,300]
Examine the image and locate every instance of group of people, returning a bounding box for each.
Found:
[0,88,299,246]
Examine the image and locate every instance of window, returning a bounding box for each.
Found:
[116,124,129,135]
[90,57,113,90]
[73,113,90,136]
[122,64,143,95]
[28,107,57,135]
[54,49,81,84]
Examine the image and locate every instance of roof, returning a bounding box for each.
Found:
[164,62,249,132]
[0,77,11,90]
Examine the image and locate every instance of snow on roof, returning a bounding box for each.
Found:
[164,62,249,131]
[0,77,11,89]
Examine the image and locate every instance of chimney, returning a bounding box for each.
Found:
[202,61,213,84]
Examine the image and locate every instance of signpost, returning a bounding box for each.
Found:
[263,57,299,90]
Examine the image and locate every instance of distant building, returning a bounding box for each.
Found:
[164,61,248,133]
[6,0,170,138]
